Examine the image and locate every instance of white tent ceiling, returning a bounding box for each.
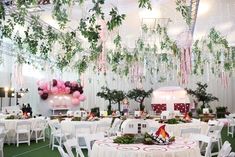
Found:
[36,0,235,46]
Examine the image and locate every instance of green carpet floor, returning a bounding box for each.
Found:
[3,128,235,157]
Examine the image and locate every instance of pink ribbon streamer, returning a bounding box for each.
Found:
[13,63,23,89]
[131,63,144,88]
[220,71,228,88]
[97,19,107,73]
[177,30,193,84]
[180,48,192,84]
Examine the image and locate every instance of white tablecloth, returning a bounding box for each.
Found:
[146,119,209,136]
[0,118,39,143]
[61,118,112,135]
[91,137,201,157]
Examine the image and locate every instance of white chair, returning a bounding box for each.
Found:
[0,130,6,157]
[208,120,219,126]
[74,123,92,149]
[218,141,232,157]
[207,122,224,156]
[84,132,105,157]
[225,115,235,138]
[190,134,212,157]
[94,122,110,134]
[15,121,31,147]
[31,119,47,143]
[64,138,85,157]
[107,118,121,136]
[180,127,201,137]
[48,120,70,150]
[192,118,201,123]
[161,111,170,120]
[228,152,235,157]
[0,122,10,145]
[66,111,74,117]
[57,146,70,157]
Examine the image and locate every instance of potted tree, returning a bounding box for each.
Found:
[127,88,153,111]
[97,86,114,115]
[111,90,126,112]
[185,82,219,114]
[216,106,228,118]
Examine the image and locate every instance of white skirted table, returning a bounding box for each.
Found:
[91,137,201,157]
[61,118,112,135]
[146,119,209,136]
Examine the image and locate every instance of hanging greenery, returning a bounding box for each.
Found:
[138,0,152,10]
[175,0,192,27]
[107,7,126,31]
[192,28,234,77]
[0,0,235,84]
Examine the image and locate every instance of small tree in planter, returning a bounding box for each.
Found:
[127,88,153,111]
[111,90,126,112]
[97,87,114,115]
[185,82,219,113]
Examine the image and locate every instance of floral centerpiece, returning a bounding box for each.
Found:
[113,125,175,145]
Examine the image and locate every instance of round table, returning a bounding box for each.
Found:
[91,137,201,157]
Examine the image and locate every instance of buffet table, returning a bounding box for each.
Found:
[91,137,201,157]
[146,119,209,136]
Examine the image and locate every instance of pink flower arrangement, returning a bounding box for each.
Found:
[37,79,86,106]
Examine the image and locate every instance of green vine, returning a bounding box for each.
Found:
[107,7,126,31]
[138,0,152,10]
[175,0,192,26]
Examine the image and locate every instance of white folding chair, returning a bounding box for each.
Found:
[208,120,219,126]
[225,115,235,138]
[190,134,212,157]
[218,141,232,157]
[180,127,201,137]
[0,130,6,157]
[84,132,105,157]
[31,119,47,143]
[207,122,224,156]
[94,122,110,134]
[48,120,70,150]
[74,123,92,149]
[192,118,201,123]
[57,146,70,157]
[107,118,121,136]
[64,138,85,157]
[15,121,31,147]
[0,122,10,145]
[66,111,74,117]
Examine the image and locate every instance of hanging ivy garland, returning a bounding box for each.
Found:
[0,0,234,83]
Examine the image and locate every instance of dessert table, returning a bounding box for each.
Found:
[146,119,209,136]
[91,137,201,157]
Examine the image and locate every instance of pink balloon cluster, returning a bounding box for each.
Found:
[37,79,86,106]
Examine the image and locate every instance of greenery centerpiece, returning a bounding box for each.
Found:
[127,88,153,111]
[185,82,219,114]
